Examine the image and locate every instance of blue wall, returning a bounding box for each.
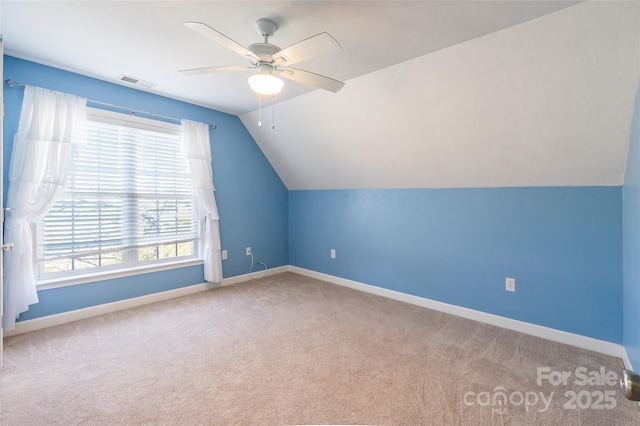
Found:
[3,55,288,320]
[623,80,640,368]
[290,187,623,343]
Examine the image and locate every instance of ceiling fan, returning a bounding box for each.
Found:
[179,18,345,95]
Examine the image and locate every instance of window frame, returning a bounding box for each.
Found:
[34,107,202,289]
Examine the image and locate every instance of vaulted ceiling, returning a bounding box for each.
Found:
[241,1,640,189]
[3,1,639,190]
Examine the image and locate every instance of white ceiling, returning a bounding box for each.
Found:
[241,0,640,189]
[2,0,578,116]
[2,1,639,190]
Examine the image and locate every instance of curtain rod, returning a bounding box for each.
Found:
[4,79,217,129]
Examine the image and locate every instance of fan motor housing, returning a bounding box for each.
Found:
[248,43,281,62]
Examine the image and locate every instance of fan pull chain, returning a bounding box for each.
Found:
[256,94,276,130]
[271,95,275,129]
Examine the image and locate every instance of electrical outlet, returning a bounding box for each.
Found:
[246,247,251,256]
[506,277,516,292]
[330,249,336,259]
[221,250,228,260]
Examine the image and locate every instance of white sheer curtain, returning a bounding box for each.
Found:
[3,86,87,330]
[181,119,223,283]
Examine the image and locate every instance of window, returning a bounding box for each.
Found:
[37,109,199,282]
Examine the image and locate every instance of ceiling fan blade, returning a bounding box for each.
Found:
[273,32,341,66]
[179,65,254,75]
[279,68,345,93]
[184,22,259,62]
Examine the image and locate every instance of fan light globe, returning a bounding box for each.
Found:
[248,74,284,95]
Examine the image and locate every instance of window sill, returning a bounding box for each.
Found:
[36,258,204,290]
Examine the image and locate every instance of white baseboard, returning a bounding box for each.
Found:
[2,264,628,362]
[288,266,625,359]
[220,265,289,286]
[5,265,289,337]
[623,348,634,371]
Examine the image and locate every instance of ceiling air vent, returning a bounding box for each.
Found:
[118,74,158,89]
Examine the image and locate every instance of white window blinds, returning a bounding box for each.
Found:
[37,109,197,263]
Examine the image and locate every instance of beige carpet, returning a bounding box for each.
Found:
[1,272,639,425]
